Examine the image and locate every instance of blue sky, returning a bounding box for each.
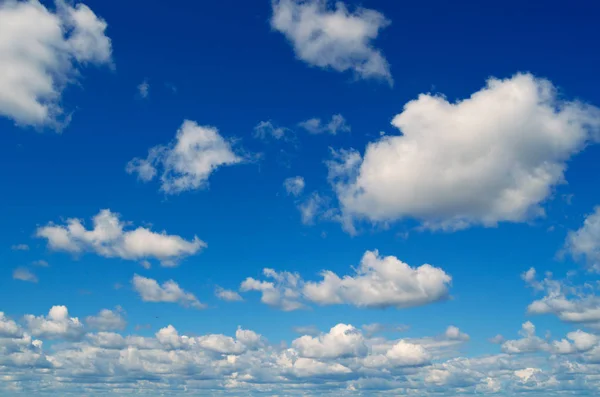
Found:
[1,0,600,395]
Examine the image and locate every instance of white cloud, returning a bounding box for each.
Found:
[137,79,149,98]
[284,176,305,196]
[271,0,392,83]
[85,308,126,331]
[564,206,600,271]
[215,287,244,302]
[36,209,205,266]
[127,120,244,194]
[11,244,29,251]
[240,269,304,311]
[526,272,600,328]
[501,322,550,354]
[24,306,84,340]
[240,250,451,311]
[0,0,112,128]
[292,324,367,358]
[32,259,49,267]
[0,312,23,338]
[3,310,600,395]
[12,267,38,283]
[298,192,327,225]
[328,73,600,232]
[445,326,470,341]
[254,120,289,140]
[303,250,451,309]
[132,274,206,309]
[298,114,350,135]
[364,340,431,368]
[552,330,598,354]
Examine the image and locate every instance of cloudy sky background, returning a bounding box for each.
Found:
[2,0,600,395]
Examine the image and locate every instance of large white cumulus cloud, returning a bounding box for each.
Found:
[0,0,112,128]
[328,73,600,231]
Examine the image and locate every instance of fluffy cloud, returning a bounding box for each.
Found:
[525,271,600,329]
[292,324,367,358]
[2,307,600,396]
[328,73,600,232]
[126,120,244,194]
[299,114,350,135]
[215,287,244,302]
[240,250,451,311]
[445,326,470,341]
[85,308,126,331]
[501,322,550,354]
[0,0,112,128]
[283,176,305,196]
[36,209,205,266]
[271,0,391,83]
[240,269,304,311]
[23,305,84,340]
[12,267,38,283]
[132,274,206,309]
[564,206,600,271]
[303,250,451,309]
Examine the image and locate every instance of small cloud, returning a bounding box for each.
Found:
[140,260,151,270]
[489,334,505,344]
[13,267,38,283]
[32,260,49,267]
[215,287,244,302]
[165,82,177,93]
[11,244,29,251]
[283,176,305,197]
[137,80,150,99]
[298,114,350,135]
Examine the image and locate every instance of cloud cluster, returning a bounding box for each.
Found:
[327,73,600,232]
[36,209,205,266]
[524,269,600,329]
[127,120,244,194]
[0,0,112,128]
[4,306,600,395]
[240,250,451,310]
[271,0,392,83]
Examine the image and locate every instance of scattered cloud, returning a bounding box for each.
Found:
[327,73,600,232]
[132,274,206,309]
[0,0,112,128]
[254,120,290,140]
[298,114,350,135]
[240,250,451,310]
[11,244,29,251]
[137,79,149,99]
[525,270,600,329]
[85,308,126,331]
[24,305,84,340]
[12,267,38,283]
[2,306,600,395]
[215,287,244,302]
[271,0,392,83]
[564,206,600,271]
[283,176,305,196]
[32,260,49,267]
[36,209,205,266]
[127,120,245,194]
